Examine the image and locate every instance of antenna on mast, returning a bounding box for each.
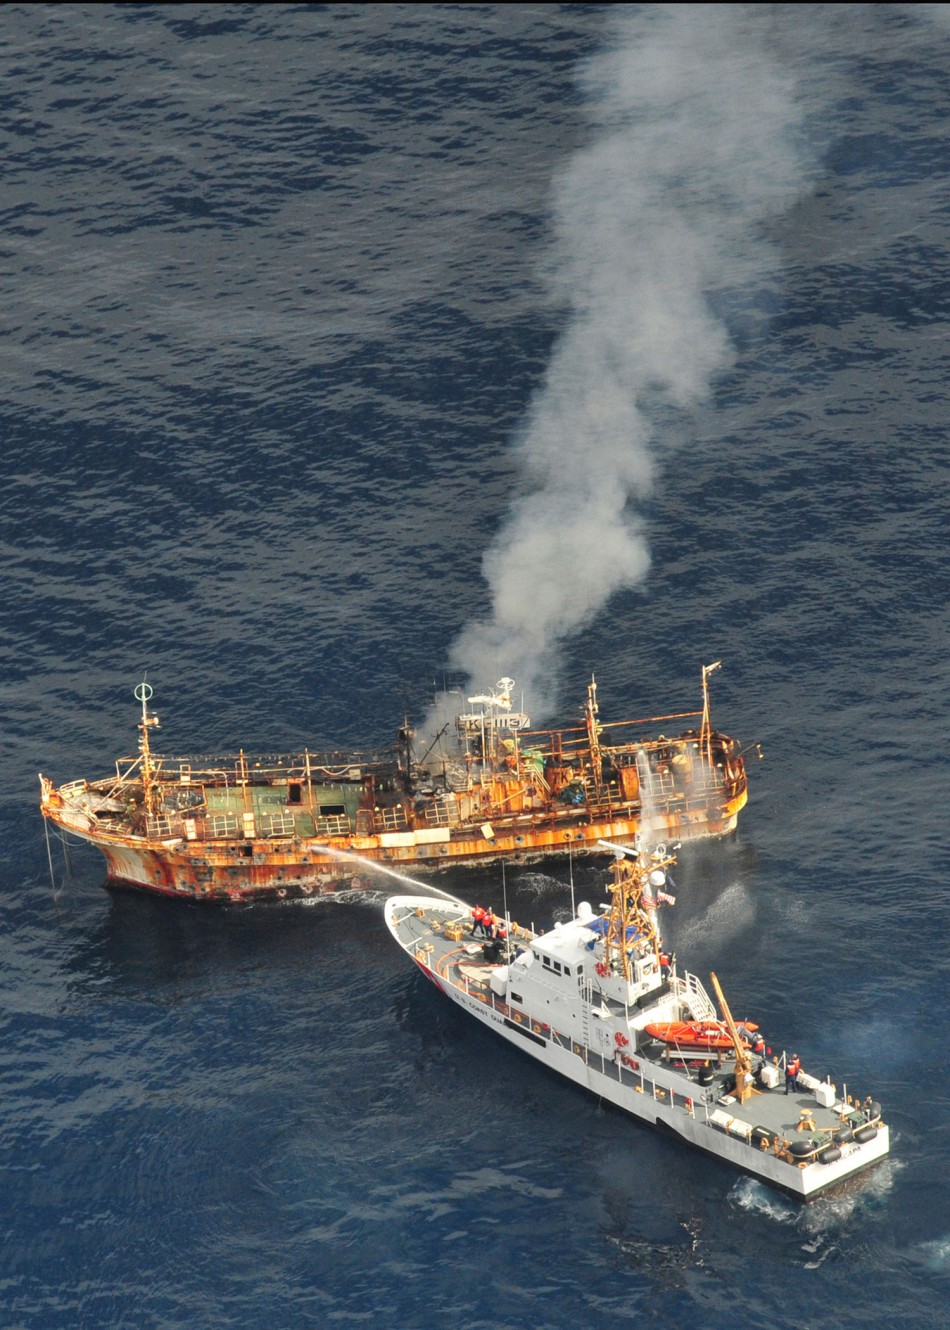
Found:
[700,660,722,766]
[134,679,161,817]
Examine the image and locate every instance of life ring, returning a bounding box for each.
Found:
[532,1022,542,1035]
[614,1032,629,1048]
[595,962,609,978]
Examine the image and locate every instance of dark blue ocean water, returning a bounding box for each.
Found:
[2,4,948,1327]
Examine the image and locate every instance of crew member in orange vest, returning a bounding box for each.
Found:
[481,908,496,939]
[470,905,486,937]
[785,1053,801,1095]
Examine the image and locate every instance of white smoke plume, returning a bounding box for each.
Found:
[445,4,811,715]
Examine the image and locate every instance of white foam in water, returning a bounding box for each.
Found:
[732,1152,899,1238]
[505,871,569,899]
[731,1176,798,1223]
[919,1235,950,1274]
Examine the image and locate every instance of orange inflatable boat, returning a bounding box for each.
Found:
[644,1020,758,1052]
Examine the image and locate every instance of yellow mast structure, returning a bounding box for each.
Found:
[603,848,676,981]
[710,971,754,1105]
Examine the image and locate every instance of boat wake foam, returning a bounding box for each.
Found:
[918,1235,950,1275]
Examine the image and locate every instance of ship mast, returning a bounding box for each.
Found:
[602,846,673,981]
[135,680,162,818]
[585,676,602,796]
[700,660,721,768]
[710,971,754,1105]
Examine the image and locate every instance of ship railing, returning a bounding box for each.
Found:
[146,815,178,840]
[177,768,232,789]
[635,762,727,805]
[584,782,622,815]
[209,813,241,838]
[378,806,409,833]
[139,811,321,842]
[554,1030,708,1116]
[59,779,89,799]
[152,811,355,840]
[144,812,248,842]
[314,814,351,837]
[425,798,462,829]
[525,710,704,756]
[463,993,706,1123]
[671,970,717,1021]
[638,767,677,798]
[258,812,297,837]
[137,748,384,777]
[687,764,726,794]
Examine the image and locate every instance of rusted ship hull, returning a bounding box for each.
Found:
[42,787,747,903]
[40,666,753,904]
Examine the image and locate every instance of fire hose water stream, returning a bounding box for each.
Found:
[316,843,468,908]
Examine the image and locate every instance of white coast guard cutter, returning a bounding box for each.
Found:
[384,844,889,1200]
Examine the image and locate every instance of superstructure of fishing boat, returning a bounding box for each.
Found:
[384,845,889,1200]
[39,664,751,903]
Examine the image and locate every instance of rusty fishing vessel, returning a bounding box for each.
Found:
[385,845,890,1200]
[39,663,751,904]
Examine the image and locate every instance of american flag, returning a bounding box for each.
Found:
[642,888,676,909]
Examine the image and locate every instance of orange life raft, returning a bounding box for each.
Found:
[644,1020,758,1052]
